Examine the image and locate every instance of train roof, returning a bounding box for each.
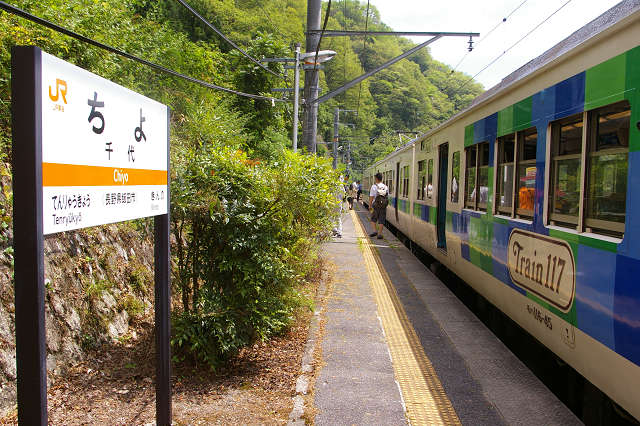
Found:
[366,0,640,171]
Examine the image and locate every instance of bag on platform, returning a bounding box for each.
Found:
[373,183,389,209]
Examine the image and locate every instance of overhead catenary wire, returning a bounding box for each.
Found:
[449,0,530,76]
[0,1,284,102]
[457,0,573,90]
[173,0,289,83]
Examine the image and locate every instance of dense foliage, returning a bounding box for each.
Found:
[0,0,482,368]
[171,144,337,367]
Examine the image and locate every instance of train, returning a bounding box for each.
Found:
[363,0,640,421]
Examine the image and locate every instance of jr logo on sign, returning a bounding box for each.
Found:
[48,78,67,104]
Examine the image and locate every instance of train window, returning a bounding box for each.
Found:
[477,143,490,210]
[402,165,410,198]
[417,160,426,200]
[494,128,538,218]
[387,170,393,194]
[548,101,629,236]
[550,113,583,227]
[465,146,477,209]
[497,134,515,215]
[464,143,488,210]
[516,128,537,218]
[451,151,460,203]
[427,159,434,199]
[585,102,629,235]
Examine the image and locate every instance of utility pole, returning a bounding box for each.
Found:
[332,108,339,169]
[331,108,357,169]
[302,0,321,153]
[292,43,301,152]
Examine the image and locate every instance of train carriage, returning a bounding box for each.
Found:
[365,1,640,419]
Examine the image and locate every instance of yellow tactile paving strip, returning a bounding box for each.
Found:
[351,209,461,426]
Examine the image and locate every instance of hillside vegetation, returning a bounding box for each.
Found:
[0,0,482,375]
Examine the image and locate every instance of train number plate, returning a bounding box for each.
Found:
[508,229,576,312]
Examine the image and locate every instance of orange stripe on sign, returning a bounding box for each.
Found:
[42,163,167,187]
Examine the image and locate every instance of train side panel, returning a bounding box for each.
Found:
[396,15,640,419]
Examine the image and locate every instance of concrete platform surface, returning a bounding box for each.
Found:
[314,207,406,426]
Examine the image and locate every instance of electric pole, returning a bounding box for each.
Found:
[292,43,301,152]
[332,108,356,169]
[333,108,339,169]
[302,0,321,153]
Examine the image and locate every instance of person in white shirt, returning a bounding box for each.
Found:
[368,172,388,240]
[332,175,346,238]
[348,181,358,209]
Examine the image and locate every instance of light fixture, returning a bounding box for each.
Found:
[300,50,337,65]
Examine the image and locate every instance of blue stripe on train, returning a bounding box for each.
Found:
[614,254,640,365]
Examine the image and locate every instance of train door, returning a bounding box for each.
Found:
[395,162,400,221]
[437,144,448,250]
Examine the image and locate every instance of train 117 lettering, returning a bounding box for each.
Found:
[508,230,575,312]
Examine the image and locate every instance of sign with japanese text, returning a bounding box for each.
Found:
[41,52,168,234]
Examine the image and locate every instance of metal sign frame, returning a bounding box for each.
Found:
[11,46,172,425]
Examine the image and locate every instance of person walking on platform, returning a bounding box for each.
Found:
[357,180,362,201]
[348,180,358,210]
[369,172,389,240]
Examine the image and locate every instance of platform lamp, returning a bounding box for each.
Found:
[300,50,336,154]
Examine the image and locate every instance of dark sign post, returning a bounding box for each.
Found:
[11,46,172,425]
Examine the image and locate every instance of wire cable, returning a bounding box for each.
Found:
[173,0,289,82]
[256,1,287,41]
[458,0,573,90]
[0,1,285,102]
[343,0,348,85]
[355,0,370,119]
[449,0,530,75]
[312,0,332,71]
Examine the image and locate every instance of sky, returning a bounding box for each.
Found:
[366,0,622,89]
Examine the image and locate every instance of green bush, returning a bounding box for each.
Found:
[170,143,340,369]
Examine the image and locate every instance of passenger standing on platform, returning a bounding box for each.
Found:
[348,180,358,210]
[345,174,355,210]
[369,172,388,240]
[356,180,362,201]
[333,175,346,238]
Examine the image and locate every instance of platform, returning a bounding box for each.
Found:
[313,204,582,425]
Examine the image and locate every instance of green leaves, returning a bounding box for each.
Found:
[170,142,339,369]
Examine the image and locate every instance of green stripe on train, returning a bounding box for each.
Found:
[464,125,474,147]
[625,46,640,152]
[468,216,493,274]
[413,202,421,218]
[497,97,533,137]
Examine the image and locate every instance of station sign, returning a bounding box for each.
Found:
[41,52,168,234]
